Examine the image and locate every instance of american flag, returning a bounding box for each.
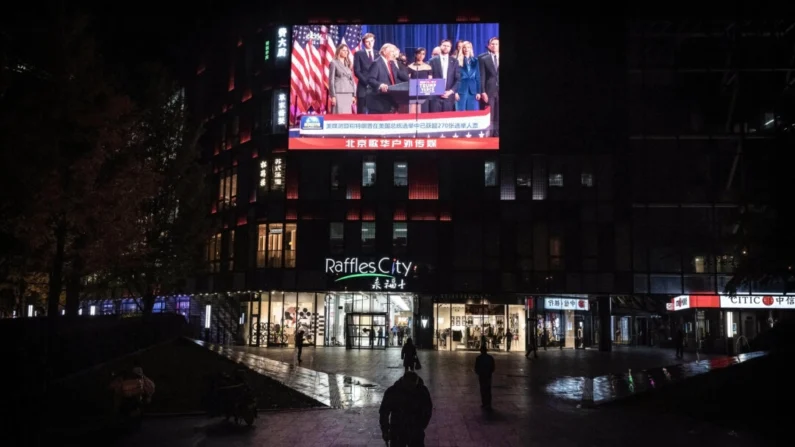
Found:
[290,25,362,123]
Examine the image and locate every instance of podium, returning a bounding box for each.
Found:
[387,79,445,113]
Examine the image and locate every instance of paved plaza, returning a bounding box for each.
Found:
[117,344,768,446]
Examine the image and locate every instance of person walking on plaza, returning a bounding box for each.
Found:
[674,328,685,359]
[474,345,495,409]
[505,329,513,352]
[295,329,304,363]
[398,326,405,346]
[377,327,384,347]
[401,337,418,373]
[379,371,433,447]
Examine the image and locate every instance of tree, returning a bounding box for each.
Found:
[0,14,158,317]
[106,64,208,315]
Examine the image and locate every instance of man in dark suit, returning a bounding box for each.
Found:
[366,43,409,114]
[478,37,499,136]
[353,33,376,114]
[428,39,460,113]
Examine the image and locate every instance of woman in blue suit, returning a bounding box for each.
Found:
[455,41,481,111]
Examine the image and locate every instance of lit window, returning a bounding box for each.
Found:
[256,223,294,268]
[484,161,497,187]
[363,160,376,187]
[330,222,344,253]
[207,233,222,272]
[693,256,705,273]
[393,222,407,249]
[218,168,238,209]
[362,222,376,253]
[581,173,594,188]
[549,173,563,187]
[394,162,408,187]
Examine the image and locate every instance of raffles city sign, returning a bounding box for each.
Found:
[325,257,414,290]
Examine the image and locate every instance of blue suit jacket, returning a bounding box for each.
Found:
[458,57,481,95]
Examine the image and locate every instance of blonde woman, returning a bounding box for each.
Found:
[455,41,481,111]
[328,44,356,114]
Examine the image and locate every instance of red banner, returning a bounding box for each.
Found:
[289,137,499,150]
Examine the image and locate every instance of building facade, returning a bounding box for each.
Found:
[185,11,794,354]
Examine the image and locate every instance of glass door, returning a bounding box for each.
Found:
[345,313,388,349]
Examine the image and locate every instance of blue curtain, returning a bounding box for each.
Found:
[361,23,499,56]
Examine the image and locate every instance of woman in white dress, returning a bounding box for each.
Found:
[328,44,356,114]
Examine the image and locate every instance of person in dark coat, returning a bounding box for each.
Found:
[505,329,513,352]
[674,328,685,359]
[379,371,433,447]
[295,329,304,363]
[401,337,418,373]
[474,345,495,409]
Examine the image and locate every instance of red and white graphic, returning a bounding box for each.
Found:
[544,298,590,312]
[719,295,795,309]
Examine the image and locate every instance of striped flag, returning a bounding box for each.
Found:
[289,25,362,123]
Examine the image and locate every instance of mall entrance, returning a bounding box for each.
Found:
[345,313,387,349]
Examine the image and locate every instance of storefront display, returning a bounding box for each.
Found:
[433,301,526,352]
[536,296,594,349]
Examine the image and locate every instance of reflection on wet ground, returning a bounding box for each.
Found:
[194,340,384,409]
[544,351,766,404]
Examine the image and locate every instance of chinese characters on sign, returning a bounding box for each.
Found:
[264,40,271,61]
[259,160,268,188]
[371,277,406,290]
[544,298,590,311]
[276,27,288,59]
[673,295,690,311]
[277,93,287,126]
[272,158,284,190]
[719,295,795,309]
[345,139,439,149]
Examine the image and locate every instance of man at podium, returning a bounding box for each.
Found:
[366,43,409,114]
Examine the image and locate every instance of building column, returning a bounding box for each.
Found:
[598,296,612,352]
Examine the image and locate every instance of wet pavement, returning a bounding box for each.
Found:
[115,342,771,446]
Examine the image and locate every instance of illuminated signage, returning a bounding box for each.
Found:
[273,89,288,133]
[287,23,500,150]
[665,302,674,311]
[720,295,795,309]
[276,27,288,59]
[271,158,284,190]
[265,40,271,61]
[673,295,690,311]
[325,257,414,290]
[544,298,589,311]
[259,160,268,188]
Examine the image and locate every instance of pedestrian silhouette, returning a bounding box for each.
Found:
[401,337,418,373]
[474,345,495,409]
[379,371,433,447]
[296,329,304,363]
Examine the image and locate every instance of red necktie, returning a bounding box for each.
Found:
[387,61,395,85]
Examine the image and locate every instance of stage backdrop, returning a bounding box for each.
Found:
[288,23,500,150]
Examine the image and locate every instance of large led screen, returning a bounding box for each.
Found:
[288,24,499,150]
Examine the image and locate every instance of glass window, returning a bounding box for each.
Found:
[362,222,376,252]
[331,163,340,190]
[484,161,497,187]
[256,224,267,268]
[363,160,377,187]
[228,230,235,271]
[267,223,284,267]
[393,222,407,249]
[394,162,408,187]
[208,232,222,272]
[330,222,344,253]
[532,156,547,200]
[516,158,531,188]
[218,168,238,209]
[549,173,563,187]
[284,223,297,268]
[581,172,594,187]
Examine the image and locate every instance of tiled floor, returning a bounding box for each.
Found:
[115,344,770,446]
